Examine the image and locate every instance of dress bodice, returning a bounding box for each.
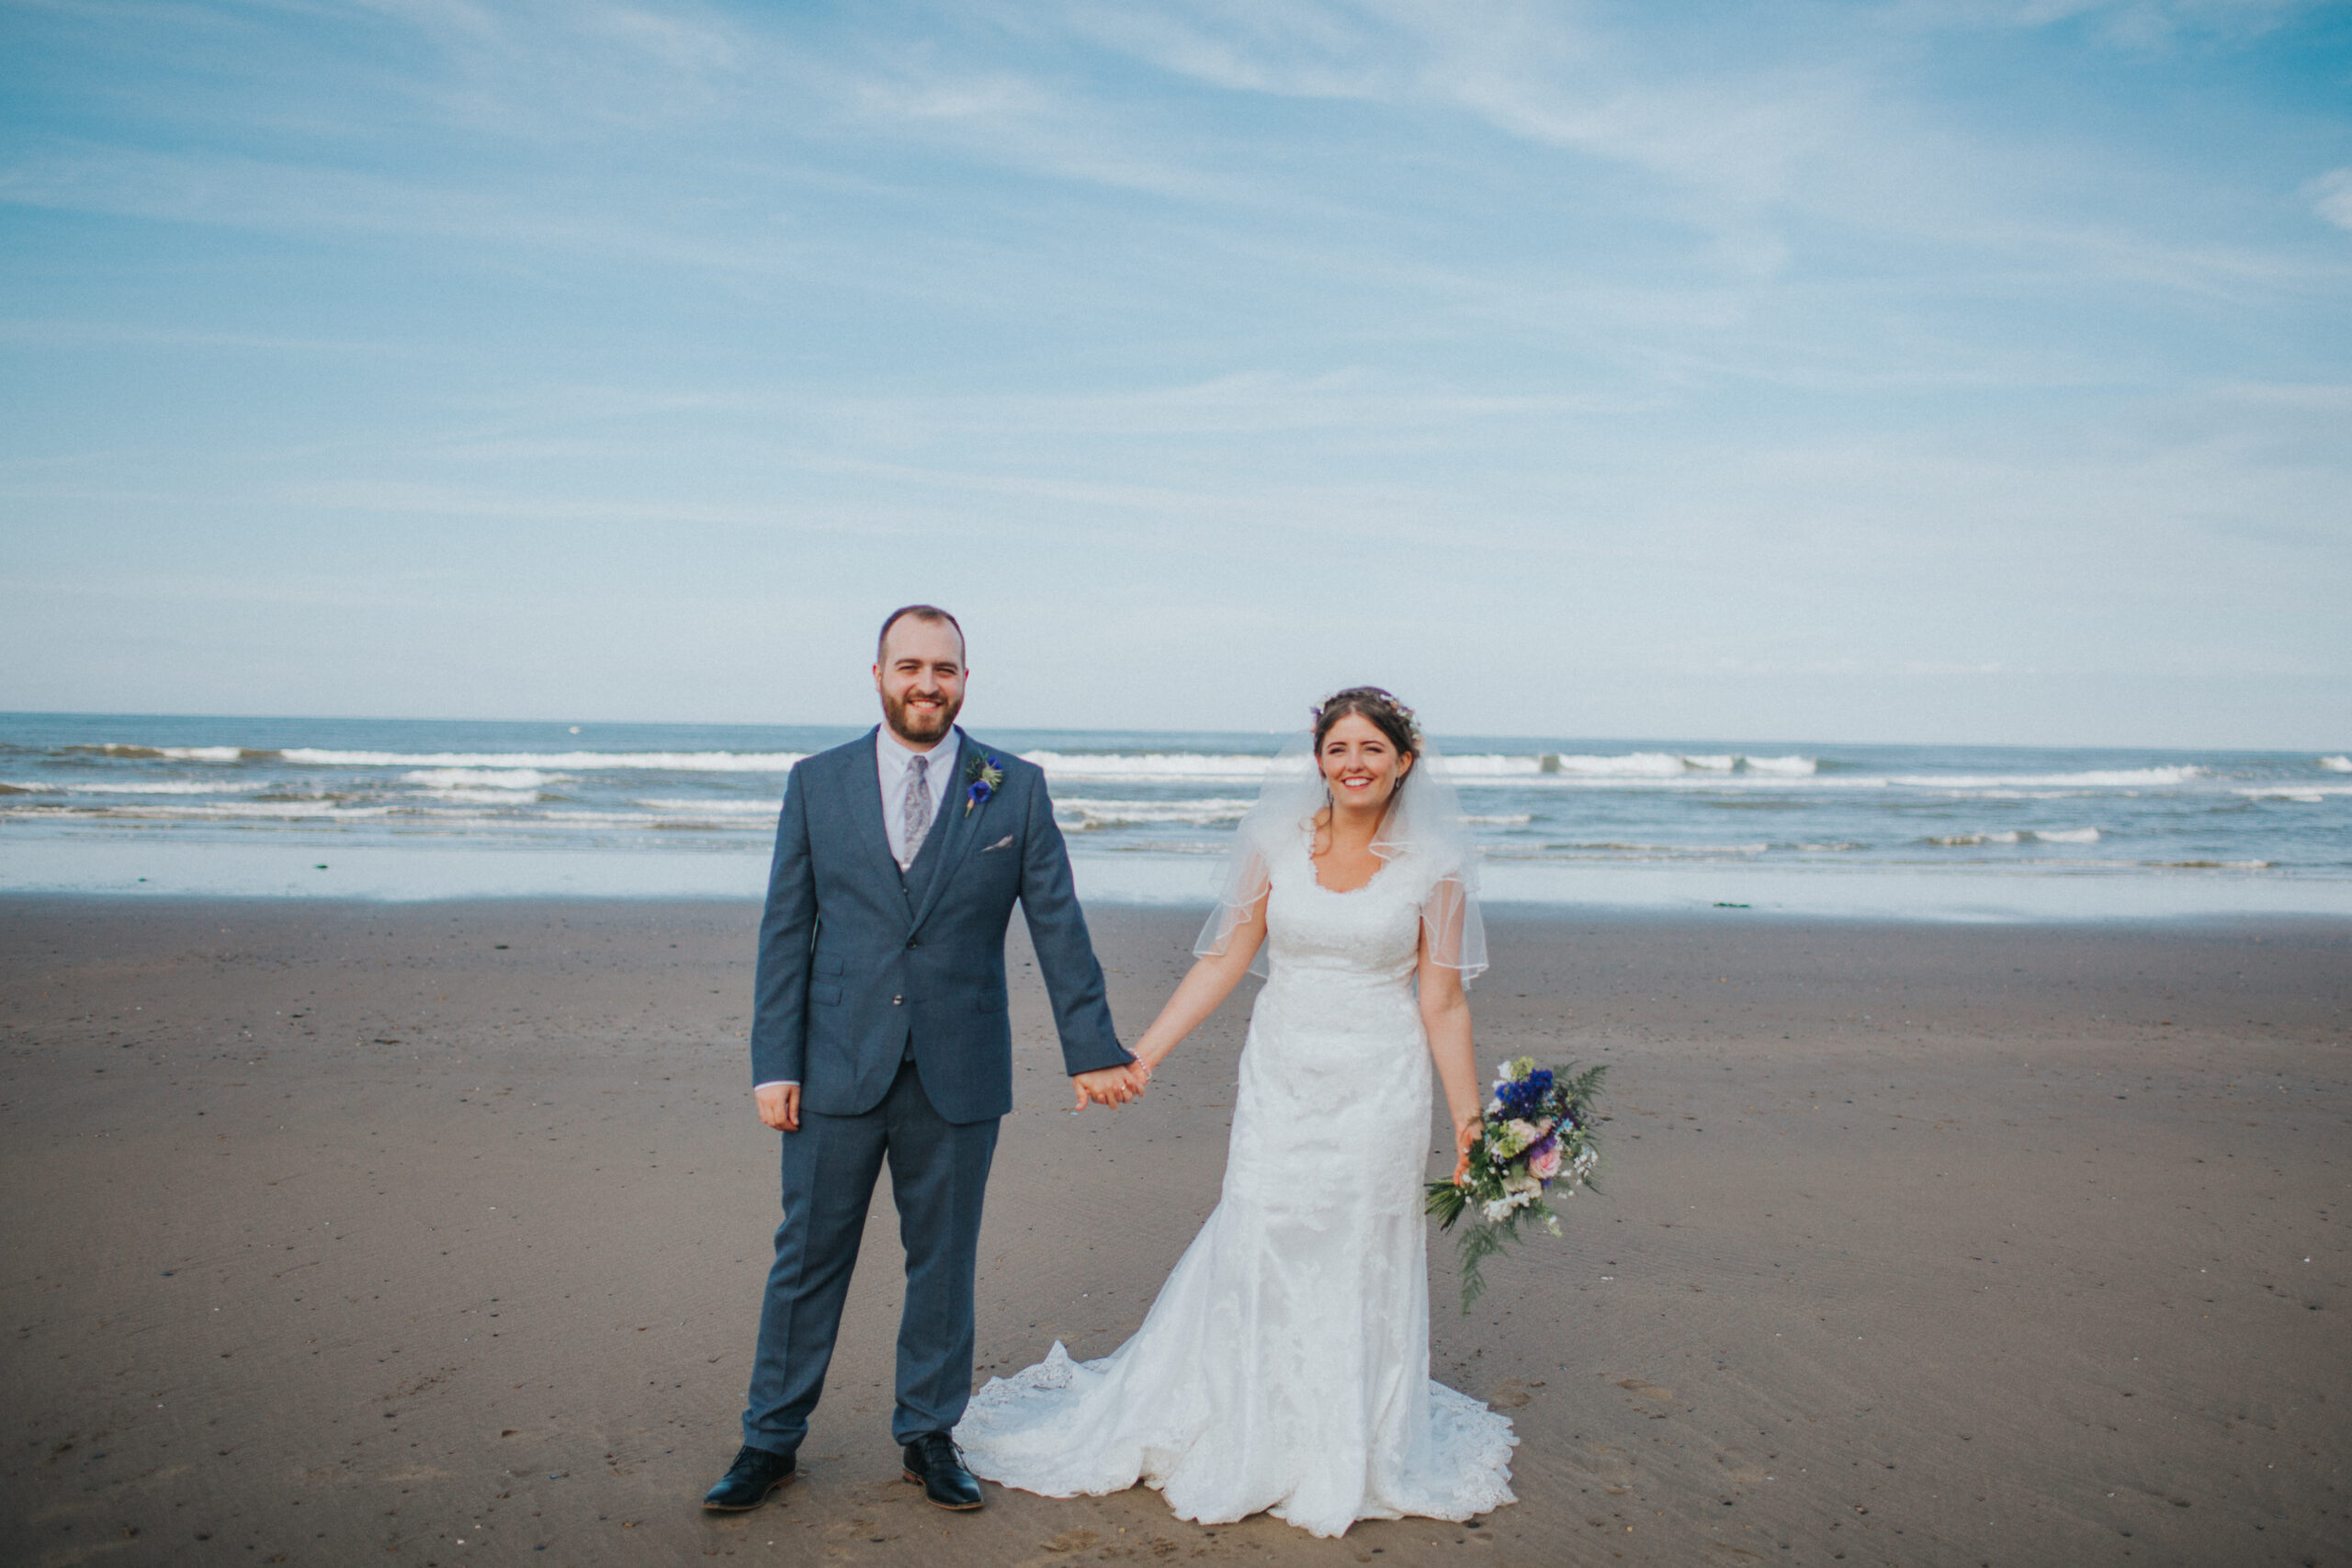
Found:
[1261,827,1431,993]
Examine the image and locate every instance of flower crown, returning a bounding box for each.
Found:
[1311,686,1422,750]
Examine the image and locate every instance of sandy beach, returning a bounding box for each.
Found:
[2,896,2346,1567]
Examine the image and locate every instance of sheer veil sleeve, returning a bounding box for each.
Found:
[1193,738,1318,977]
[1193,837,1274,964]
[1388,734,1487,984]
[1418,863,1488,983]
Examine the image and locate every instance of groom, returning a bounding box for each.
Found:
[703,605,1145,1516]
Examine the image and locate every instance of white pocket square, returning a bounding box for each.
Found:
[980,834,1015,852]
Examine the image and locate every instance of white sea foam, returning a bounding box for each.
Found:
[152,746,254,763]
[1566,841,1770,856]
[281,749,807,773]
[1549,751,1690,777]
[2235,784,2352,802]
[1540,751,1821,780]
[1443,754,1551,778]
[1024,751,1277,783]
[1056,796,1255,830]
[632,797,777,816]
[15,799,395,820]
[2321,755,2352,773]
[1928,828,2100,845]
[62,781,262,795]
[401,768,557,792]
[1891,767,2201,790]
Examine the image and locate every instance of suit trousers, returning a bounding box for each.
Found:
[741,1057,1001,1452]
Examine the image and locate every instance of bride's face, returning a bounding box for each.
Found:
[1317,713,1411,811]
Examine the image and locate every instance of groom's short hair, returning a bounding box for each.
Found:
[877,604,966,665]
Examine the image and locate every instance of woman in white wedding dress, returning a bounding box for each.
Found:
[954,688,1516,1539]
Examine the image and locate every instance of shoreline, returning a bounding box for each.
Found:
[6,833,2350,922]
[4,898,2346,1566]
[7,885,2352,935]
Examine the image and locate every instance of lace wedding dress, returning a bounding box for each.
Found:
[954,825,1517,1538]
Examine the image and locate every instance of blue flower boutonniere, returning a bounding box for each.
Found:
[964,754,1003,816]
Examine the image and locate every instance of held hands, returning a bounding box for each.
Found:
[1071,1062,1149,1111]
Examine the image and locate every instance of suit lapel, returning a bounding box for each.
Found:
[843,728,897,883]
[906,733,990,934]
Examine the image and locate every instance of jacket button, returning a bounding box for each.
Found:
[891,995,904,1006]
[906,938,921,949]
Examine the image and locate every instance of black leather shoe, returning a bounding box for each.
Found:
[701,1445,795,1511]
[901,1432,983,1511]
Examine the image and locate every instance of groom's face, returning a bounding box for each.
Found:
[874,617,967,748]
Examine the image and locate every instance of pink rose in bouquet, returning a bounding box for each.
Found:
[1529,1137,1562,1180]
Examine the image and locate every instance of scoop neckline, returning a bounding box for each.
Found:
[1300,819,1394,897]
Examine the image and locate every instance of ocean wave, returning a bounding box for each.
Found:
[1056,796,1255,830]
[1022,750,1825,785]
[3,799,396,820]
[1928,828,2101,846]
[58,742,275,761]
[1892,767,2201,790]
[1025,751,1277,783]
[401,768,559,792]
[280,749,808,773]
[2234,784,2352,803]
[632,797,778,816]
[1562,840,1770,856]
[2321,755,2352,773]
[71,745,281,763]
[61,781,266,795]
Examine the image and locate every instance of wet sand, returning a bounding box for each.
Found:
[2,896,2346,1567]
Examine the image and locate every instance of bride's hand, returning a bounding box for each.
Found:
[1452,1113,1481,1184]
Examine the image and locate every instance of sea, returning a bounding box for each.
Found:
[4,713,2348,921]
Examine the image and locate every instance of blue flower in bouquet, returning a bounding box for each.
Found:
[1497,1067,1554,1120]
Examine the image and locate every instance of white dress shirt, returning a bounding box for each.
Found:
[757,726,960,1092]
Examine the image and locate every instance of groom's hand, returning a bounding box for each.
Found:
[755,1082,801,1132]
[1071,1064,1143,1111]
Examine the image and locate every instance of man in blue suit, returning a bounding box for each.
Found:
[703,605,1144,1516]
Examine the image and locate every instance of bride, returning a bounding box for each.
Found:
[953,687,1517,1538]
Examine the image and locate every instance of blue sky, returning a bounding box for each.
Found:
[3,0,2347,745]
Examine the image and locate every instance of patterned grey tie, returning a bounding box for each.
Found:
[901,752,933,866]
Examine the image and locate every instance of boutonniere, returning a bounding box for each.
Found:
[964,754,1003,816]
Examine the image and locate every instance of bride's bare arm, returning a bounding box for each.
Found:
[1129,894,1269,1079]
[1418,942,1483,1181]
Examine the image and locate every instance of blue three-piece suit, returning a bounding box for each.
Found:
[741,728,1129,1453]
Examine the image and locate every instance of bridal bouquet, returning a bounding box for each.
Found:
[1425,1057,1607,1311]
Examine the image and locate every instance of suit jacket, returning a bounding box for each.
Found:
[750,728,1129,1124]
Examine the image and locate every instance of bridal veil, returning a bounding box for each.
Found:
[1193,723,1488,984]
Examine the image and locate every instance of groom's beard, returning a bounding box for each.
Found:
[883,687,962,746]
